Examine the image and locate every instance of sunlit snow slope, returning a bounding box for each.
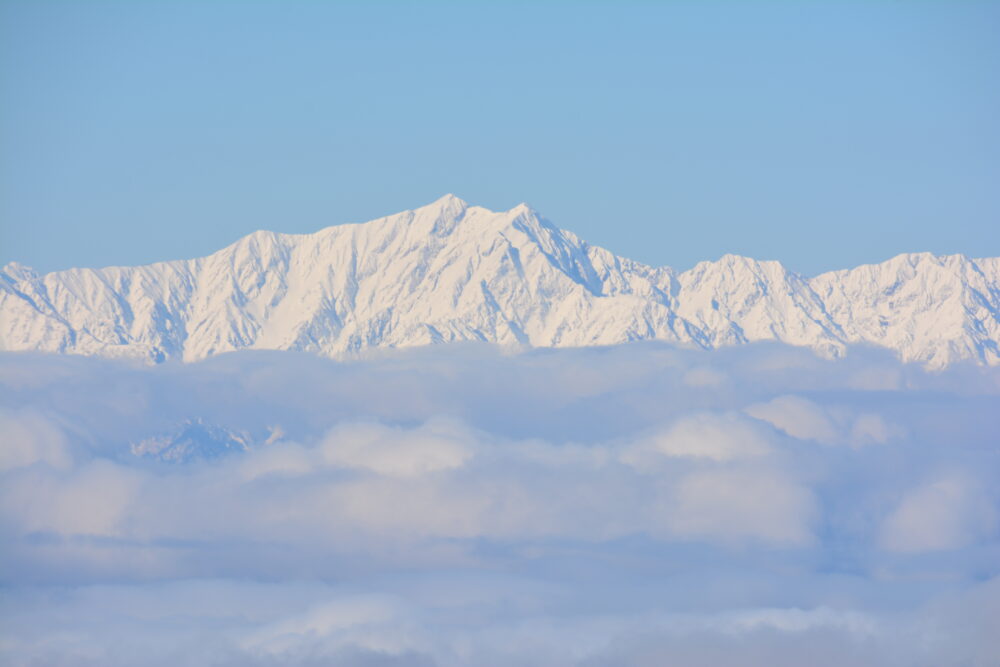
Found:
[2,195,998,367]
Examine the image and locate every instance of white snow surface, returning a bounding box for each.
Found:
[2,194,998,367]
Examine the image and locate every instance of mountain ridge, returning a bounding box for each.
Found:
[2,195,998,368]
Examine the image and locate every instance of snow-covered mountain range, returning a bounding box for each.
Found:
[2,195,998,367]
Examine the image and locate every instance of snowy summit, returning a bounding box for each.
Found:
[2,195,998,368]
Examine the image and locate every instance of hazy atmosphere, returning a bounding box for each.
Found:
[2,2,999,666]
[3,344,1000,665]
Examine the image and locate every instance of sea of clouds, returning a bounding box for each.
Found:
[1,342,999,666]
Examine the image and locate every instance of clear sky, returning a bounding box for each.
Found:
[1,0,997,276]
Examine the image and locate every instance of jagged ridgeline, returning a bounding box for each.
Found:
[2,195,998,367]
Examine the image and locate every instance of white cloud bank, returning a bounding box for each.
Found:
[1,342,999,665]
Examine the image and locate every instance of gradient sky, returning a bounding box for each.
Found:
[1,0,997,276]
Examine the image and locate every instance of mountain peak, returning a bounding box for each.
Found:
[1,261,39,282]
[509,201,539,217]
[425,193,469,213]
[0,197,998,369]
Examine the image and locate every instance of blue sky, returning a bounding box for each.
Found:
[1,0,997,275]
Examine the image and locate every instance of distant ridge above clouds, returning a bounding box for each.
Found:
[2,194,998,367]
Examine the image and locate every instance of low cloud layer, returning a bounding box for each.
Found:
[1,342,999,665]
